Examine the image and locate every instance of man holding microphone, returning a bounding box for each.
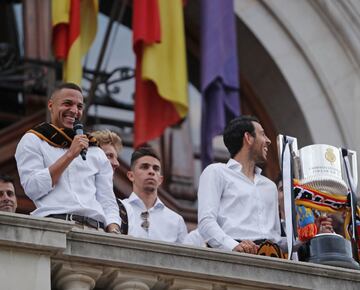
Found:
[15,82,121,233]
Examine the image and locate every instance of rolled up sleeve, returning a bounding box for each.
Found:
[15,133,53,201]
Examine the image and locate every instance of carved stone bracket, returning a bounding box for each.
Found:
[96,268,158,290]
[52,262,103,290]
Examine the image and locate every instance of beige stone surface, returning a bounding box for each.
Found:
[235,0,360,160]
[0,249,51,290]
[1,213,359,290]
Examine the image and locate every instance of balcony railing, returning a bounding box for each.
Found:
[0,212,360,290]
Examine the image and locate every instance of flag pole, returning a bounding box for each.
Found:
[83,0,128,123]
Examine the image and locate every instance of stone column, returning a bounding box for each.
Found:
[112,281,150,290]
[53,262,102,290]
[55,273,96,290]
[98,268,158,290]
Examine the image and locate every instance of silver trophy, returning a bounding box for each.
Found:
[278,135,359,269]
[298,144,355,196]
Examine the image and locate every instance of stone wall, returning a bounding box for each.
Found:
[235,0,360,156]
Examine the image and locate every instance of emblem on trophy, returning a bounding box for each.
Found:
[278,135,360,269]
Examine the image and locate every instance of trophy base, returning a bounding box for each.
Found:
[298,233,360,269]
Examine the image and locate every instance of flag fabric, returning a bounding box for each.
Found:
[52,0,98,85]
[200,0,240,168]
[133,0,188,148]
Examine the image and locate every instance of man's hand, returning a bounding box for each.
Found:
[317,216,334,233]
[67,134,89,159]
[106,223,121,234]
[232,240,258,254]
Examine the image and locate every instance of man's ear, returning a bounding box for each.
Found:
[127,171,134,182]
[48,99,53,112]
[244,131,254,145]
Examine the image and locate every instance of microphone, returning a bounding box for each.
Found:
[73,119,87,160]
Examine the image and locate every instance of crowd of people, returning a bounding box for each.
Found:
[0,82,337,258]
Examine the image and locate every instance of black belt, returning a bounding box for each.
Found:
[47,214,105,230]
[236,239,267,246]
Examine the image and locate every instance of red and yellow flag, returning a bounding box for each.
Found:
[133,0,188,147]
[52,0,98,85]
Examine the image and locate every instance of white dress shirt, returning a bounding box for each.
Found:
[15,132,121,226]
[198,159,281,251]
[122,192,188,243]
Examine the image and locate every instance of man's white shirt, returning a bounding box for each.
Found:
[122,192,188,243]
[198,159,281,250]
[15,132,121,226]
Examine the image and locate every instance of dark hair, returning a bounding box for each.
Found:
[130,147,161,168]
[0,174,14,185]
[223,115,260,158]
[51,82,82,98]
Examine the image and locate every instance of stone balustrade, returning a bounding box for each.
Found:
[1,212,360,290]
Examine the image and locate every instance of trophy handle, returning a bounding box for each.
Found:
[277,135,299,158]
[277,134,299,260]
[341,148,358,192]
[348,150,358,191]
[277,135,300,179]
[341,148,360,262]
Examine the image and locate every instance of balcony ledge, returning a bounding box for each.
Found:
[1,212,360,290]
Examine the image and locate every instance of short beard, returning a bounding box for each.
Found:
[249,148,266,165]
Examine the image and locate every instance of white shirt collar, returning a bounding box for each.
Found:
[128,192,164,210]
[226,158,262,175]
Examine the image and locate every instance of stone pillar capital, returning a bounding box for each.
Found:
[113,281,150,290]
[52,262,102,290]
[170,278,213,290]
[97,268,159,290]
[56,273,96,290]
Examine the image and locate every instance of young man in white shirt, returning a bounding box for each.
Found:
[122,147,187,243]
[198,115,281,254]
[15,83,121,233]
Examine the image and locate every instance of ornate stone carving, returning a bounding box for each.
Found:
[52,262,102,290]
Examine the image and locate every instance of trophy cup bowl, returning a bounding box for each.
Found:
[298,144,348,196]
